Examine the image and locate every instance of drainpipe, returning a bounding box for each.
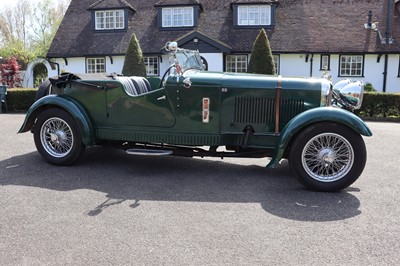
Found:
[383,54,388,93]
[382,0,393,92]
[309,54,314,77]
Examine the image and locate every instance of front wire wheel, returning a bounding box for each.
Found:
[34,109,85,165]
[302,133,354,183]
[289,123,367,192]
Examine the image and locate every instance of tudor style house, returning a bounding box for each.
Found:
[44,0,400,92]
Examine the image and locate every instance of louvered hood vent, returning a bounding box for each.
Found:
[234,97,304,124]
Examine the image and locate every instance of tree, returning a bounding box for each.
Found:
[0,0,71,64]
[122,33,146,77]
[0,57,23,87]
[248,28,276,75]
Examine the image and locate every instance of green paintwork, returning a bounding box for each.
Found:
[18,95,96,145]
[20,69,372,163]
[266,106,373,168]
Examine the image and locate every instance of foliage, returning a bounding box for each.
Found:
[356,92,400,119]
[122,33,146,77]
[33,63,48,87]
[248,28,276,75]
[364,82,377,92]
[0,57,23,87]
[0,0,70,65]
[4,88,37,111]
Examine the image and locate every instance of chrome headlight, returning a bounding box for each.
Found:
[320,79,332,107]
[338,81,364,110]
[331,79,364,111]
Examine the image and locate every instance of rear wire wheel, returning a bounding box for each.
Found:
[33,108,85,165]
[289,122,367,192]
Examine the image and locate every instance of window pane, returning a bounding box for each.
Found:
[273,54,279,74]
[95,10,124,30]
[87,58,105,73]
[95,12,104,29]
[173,8,183,27]
[237,5,270,26]
[144,57,159,75]
[162,9,172,27]
[163,7,193,27]
[340,55,363,77]
[183,7,193,26]
[115,10,124,29]
[226,55,247,73]
[321,55,329,70]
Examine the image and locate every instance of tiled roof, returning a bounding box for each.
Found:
[47,0,400,58]
[87,0,135,11]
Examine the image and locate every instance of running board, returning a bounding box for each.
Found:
[125,148,172,156]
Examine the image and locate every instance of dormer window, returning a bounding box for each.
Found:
[155,1,203,29]
[232,4,276,28]
[95,10,125,30]
[238,5,271,26]
[162,7,194,27]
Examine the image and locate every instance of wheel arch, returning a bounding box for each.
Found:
[266,107,372,168]
[18,95,95,146]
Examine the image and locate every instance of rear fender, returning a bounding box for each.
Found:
[267,107,372,168]
[18,95,95,146]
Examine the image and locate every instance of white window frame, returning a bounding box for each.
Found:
[339,55,363,77]
[321,54,330,70]
[226,55,248,73]
[87,58,106,73]
[144,56,159,76]
[238,5,271,26]
[273,54,279,74]
[162,7,194,27]
[95,10,125,30]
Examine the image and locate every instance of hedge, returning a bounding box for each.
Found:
[3,89,400,120]
[357,92,400,119]
[5,88,37,112]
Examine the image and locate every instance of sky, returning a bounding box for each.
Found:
[0,0,67,11]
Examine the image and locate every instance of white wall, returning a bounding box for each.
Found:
[279,53,400,92]
[43,53,400,92]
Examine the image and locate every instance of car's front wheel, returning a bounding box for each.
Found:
[289,122,367,192]
[33,108,85,165]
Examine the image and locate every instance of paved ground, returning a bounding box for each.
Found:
[0,114,399,265]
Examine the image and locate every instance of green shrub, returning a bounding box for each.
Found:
[357,92,400,119]
[6,88,37,112]
[364,82,377,92]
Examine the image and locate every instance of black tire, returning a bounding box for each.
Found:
[289,122,367,192]
[33,108,85,165]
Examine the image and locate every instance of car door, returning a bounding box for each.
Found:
[105,82,176,128]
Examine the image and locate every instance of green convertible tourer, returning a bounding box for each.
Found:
[19,42,372,192]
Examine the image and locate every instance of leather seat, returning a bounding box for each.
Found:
[115,76,151,96]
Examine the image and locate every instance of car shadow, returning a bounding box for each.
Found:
[0,147,361,221]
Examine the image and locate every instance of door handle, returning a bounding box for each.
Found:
[157,95,166,101]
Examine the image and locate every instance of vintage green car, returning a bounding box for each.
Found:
[19,42,371,192]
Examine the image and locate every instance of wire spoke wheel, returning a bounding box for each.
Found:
[289,123,367,192]
[34,109,84,165]
[40,117,74,158]
[302,133,354,183]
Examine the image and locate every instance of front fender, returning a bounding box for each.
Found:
[18,95,95,146]
[267,107,372,168]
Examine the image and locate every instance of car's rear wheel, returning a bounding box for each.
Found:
[33,108,85,165]
[289,122,367,192]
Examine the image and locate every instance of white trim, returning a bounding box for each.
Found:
[95,10,125,30]
[162,7,194,27]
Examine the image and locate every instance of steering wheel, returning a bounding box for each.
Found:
[159,65,175,89]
